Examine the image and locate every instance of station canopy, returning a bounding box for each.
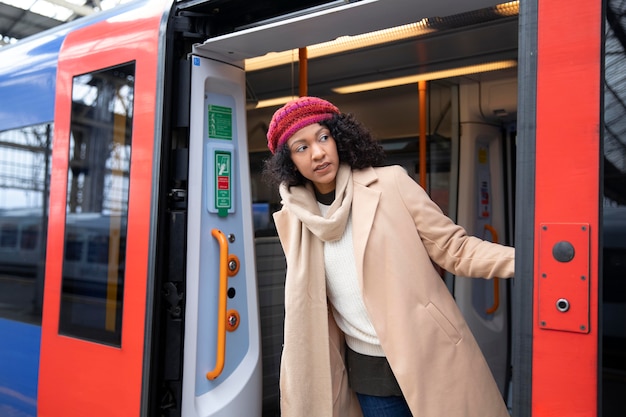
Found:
[0,0,132,47]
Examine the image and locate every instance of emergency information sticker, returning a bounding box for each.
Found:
[208,105,233,140]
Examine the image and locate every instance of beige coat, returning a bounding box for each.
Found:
[274,165,515,417]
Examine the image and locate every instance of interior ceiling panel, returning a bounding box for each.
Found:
[195,0,505,60]
[246,17,519,99]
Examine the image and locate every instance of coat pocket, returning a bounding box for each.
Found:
[425,302,462,345]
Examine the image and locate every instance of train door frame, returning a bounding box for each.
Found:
[514,0,602,416]
[194,0,524,414]
[37,1,172,416]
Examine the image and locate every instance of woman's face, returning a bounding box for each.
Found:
[286,123,339,194]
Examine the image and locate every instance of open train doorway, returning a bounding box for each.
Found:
[218,11,519,416]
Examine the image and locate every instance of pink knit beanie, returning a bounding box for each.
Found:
[266,96,340,154]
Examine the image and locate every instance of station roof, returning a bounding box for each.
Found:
[0,0,131,47]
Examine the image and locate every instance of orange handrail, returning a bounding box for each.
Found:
[418,80,427,188]
[299,47,308,97]
[207,229,229,380]
[483,224,500,315]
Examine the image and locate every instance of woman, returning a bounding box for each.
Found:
[263,96,515,417]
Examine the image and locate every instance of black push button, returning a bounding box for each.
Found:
[552,241,575,262]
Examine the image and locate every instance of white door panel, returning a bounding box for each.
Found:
[183,55,262,417]
[455,83,511,394]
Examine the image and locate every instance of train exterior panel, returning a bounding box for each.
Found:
[0,3,157,415]
[0,0,623,416]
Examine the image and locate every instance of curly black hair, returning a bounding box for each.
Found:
[262,112,386,188]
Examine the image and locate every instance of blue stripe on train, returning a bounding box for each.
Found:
[0,318,40,417]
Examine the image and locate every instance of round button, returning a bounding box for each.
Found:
[552,241,575,262]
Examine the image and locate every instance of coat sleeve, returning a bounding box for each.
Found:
[391,166,515,278]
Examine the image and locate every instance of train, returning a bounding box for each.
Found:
[0,0,623,416]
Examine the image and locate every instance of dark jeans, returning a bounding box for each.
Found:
[356,393,413,417]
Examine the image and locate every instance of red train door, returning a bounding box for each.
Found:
[37,1,171,416]
[515,0,603,415]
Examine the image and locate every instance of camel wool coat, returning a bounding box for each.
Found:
[273,165,515,417]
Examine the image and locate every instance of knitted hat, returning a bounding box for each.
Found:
[266,96,340,154]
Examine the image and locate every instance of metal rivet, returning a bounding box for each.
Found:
[226,310,240,332]
[581,276,586,281]
[580,325,586,331]
[228,234,236,243]
[540,321,546,326]
[228,259,238,271]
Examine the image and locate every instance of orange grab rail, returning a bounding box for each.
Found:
[483,224,500,315]
[207,229,229,380]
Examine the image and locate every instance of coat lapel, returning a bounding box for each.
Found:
[351,167,381,285]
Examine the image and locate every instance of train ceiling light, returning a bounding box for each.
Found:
[253,95,299,109]
[331,60,518,94]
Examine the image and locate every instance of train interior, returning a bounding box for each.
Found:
[246,66,519,417]
[178,2,518,414]
[0,0,624,416]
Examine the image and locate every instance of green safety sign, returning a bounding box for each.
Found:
[214,151,232,217]
[208,105,233,140]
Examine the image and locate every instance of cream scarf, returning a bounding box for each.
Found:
[279,163,353,242]
[277,163,355,416]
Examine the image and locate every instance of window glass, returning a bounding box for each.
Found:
[0,124,52,324]
[0,224,18,247]
[58,62,135,346]
[20,224,40,250]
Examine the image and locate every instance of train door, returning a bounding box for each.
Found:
[513,0,610,416]
[37,1,171,416]
[180,53,262,416]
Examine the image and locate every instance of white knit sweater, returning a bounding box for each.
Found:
[319,203,385,357]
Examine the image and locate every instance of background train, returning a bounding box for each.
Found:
[0,0,623,416]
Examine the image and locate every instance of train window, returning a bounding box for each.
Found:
[248,151,280,236]
[87,235,110,264]
[0,123,51,324]
[20,224,39,250]
[64,232,84,261]
[0,224,17,247]
[58,62,135,346]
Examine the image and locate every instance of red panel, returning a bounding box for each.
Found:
[538,223,590,334]
[534,1,601,416]
[38,1,169,416]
